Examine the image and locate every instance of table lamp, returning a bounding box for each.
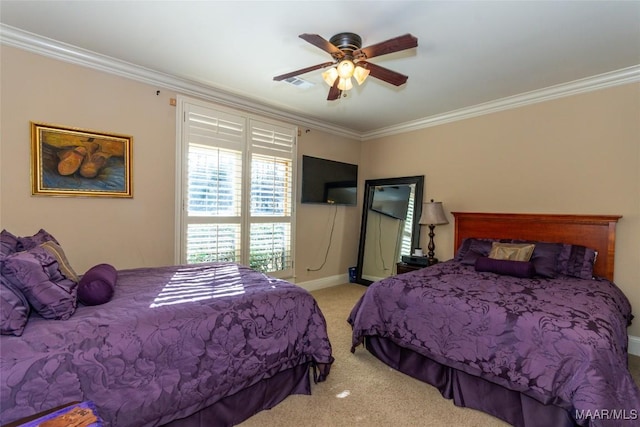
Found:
[418,200,449,265]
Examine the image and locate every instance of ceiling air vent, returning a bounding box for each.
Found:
[283,76,314,89]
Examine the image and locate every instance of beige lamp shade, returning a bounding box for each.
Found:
[353,65,370,85]
[337,77,353,91]
[337,60,355,79]
[419,201,449,226]
[322,67,339,86]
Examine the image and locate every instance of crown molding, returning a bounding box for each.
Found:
[362,65,640,140]
[0,24,360,140]
[2,24,638,142]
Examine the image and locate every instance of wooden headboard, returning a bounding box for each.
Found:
[452,212,622,281]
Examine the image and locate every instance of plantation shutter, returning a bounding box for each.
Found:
[247,120,295,277]
[183,104,245,264]
[179,98,296,277]
[400,189,415,258]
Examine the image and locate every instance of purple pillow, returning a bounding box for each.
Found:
[460,239,495,265]
[557,244,597,280]
[511,240,563,278]
[475,257,536,278]
[1,247,77,320]
[1,229,20,256]
[17,229,59,251]
[78,263,117,306]
[0,275,30,336]
[454,238,474,261]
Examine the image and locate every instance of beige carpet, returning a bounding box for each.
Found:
[240,283,640,427]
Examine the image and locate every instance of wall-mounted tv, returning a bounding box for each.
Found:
[301,155,358,206]
[370,185,411,220]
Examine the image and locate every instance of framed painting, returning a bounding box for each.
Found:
[31,122,133,198]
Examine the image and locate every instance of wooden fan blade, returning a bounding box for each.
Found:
[327,80,342,101]
[354,34,418,60]
[273,61,334,81]
[299,34,344,59]
[359,61,408,86]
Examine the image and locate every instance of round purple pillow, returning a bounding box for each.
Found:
[475,257,536,278]
[78,263,117,306]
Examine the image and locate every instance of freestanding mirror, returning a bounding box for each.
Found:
[356,176,424,285]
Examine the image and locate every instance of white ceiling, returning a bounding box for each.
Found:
[1,1,639,138]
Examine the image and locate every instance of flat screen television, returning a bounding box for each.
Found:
[301,155,358,206]
[370,185,411,220]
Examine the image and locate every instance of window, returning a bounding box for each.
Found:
[400,188,415,257]
[176,97,296,278]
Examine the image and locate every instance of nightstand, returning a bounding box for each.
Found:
[396,262,426,275]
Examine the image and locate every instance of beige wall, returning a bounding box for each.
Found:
[0,46,361,281]
[1,47,178,271]
[360,83,640,336]
[295,129,361,281]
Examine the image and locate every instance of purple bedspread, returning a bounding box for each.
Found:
[349,261,639,427]
[1,263,333,426]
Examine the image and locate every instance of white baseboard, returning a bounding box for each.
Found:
[291,273,350,292]
[629,335,640,356]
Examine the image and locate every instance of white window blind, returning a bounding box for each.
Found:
[188,146,242,217]
[178,99,296,277]
[249,223,291,273]
[400,189,415,257]
[246,120,295,275]
[186,224,242,263]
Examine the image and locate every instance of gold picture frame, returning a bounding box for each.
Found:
[31,122,133,198]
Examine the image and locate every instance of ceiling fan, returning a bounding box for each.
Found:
[273,32,418,101]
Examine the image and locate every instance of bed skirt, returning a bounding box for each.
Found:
[162,362,313,427]
[365,336,576,427]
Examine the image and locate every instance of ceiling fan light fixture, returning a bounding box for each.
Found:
[337,77,353,91]
[337,59,355,79]
[274,32,417,100]
[353,65,370,85]
[322,67,339,87]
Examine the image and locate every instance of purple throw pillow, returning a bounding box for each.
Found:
[1,247,77,320]
[17,229,59,251]
[510,240,563,278]
[78,263,117,306]
[475,257,536,278]
[1,229,20,256]
[460,239,495,265]
[557,244,597,280]
[0,275,30,336]
[454,238,474,261]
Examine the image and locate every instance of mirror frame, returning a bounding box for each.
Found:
[355,175,424,285]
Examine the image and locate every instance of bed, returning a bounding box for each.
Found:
[0,230,333,427]
[348,212,638,427]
